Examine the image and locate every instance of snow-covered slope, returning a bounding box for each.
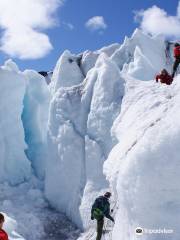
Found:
[104,77,180,240]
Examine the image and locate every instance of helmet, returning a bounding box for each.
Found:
[175,42,180,47]
[104,192,112,198]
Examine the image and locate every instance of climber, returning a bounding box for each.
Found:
[172,42,180,78]
[91,192,114,240]
[0,213,8,240]
[156,69,173,85]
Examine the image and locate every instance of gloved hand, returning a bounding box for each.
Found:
[91,215,94,220]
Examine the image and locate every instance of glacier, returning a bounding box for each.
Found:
[45,29,167,231]
[46,51,124,229]
[0,59,31,185]
[0,59,79,240]
[0,28,179,240]
[104,77,180,240]
[22,70,50,178]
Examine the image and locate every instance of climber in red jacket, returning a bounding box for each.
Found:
[0,213,8,240]
[172,42,180,78]
[156,69,173,85]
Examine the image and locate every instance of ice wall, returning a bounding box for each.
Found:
[0,59,50,184]
[45,29,173,233]
[50,50,85,93]
[111,29,167,80]
[46,53,124,229]
[1,27,176,240]
[22,70,50,178]
[0,60,31,184]
[104,75,180,239]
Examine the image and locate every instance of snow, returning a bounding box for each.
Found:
[97,43,120,57]
[2,59,19,73]
[81,51,99,76]
[86,53,124,156]
[0,177,79,240]
[46,28,180,240]
[80,43,120,77]
[50,50,85,93]
[104,77,180,240]
[111,29,167,78]
[125,46,157,80]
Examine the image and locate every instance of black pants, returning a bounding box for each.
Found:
[172,57,180,77]
[96,218,104,240]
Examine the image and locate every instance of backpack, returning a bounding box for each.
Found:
[93,208,104,220]
[92,197,109,220]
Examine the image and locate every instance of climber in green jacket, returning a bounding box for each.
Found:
[91,192,115,240]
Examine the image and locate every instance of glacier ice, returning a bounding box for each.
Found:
[22,70,50,178]
[0,28,180,240]
[0,61,31,184]
[50,50,85,93]
[45,52,124,229]
[45,28,179,239]
[105,77,180,240]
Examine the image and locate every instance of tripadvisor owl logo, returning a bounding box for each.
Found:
[135,227,143,235]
